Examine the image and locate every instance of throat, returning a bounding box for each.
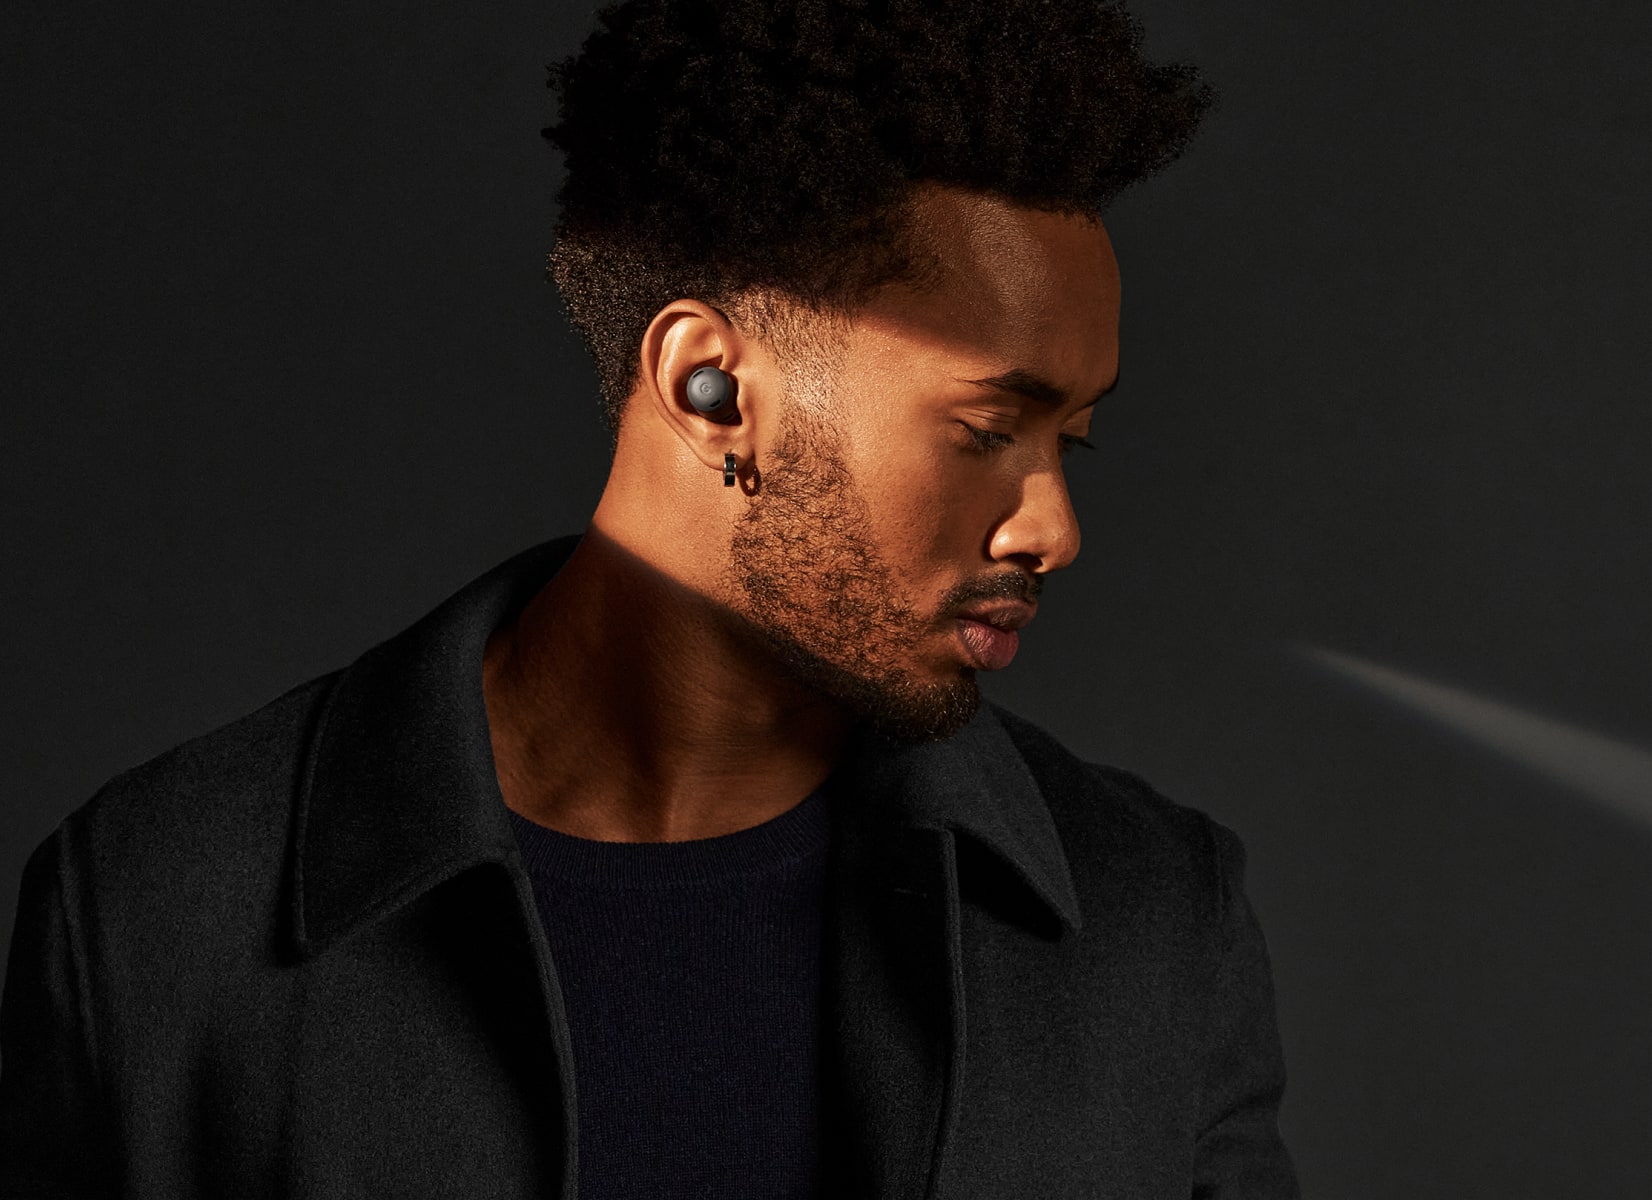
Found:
[479,573,850,844]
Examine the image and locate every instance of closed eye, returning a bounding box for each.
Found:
[960,423,1014,453]
[959,423,1095,457]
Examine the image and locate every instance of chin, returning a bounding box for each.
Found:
[846,673,983,744]
[797,649,981,743]
[735,605,983,741]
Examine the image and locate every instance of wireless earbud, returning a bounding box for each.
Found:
[686,365,736,418]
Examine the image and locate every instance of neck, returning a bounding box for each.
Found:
[482,522,853,843]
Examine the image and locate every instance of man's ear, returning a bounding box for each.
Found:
[636,299,783,477]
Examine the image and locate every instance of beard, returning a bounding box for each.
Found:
[720,398,982,744]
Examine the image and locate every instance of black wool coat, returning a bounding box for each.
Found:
[0,535,1300,1198]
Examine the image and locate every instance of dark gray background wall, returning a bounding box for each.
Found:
[3,0,1647,1193]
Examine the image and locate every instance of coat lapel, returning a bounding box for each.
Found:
[821,811,963,1200]
[290,535,586,1198]
[290,536,583,959]
[820,709,1084,1200]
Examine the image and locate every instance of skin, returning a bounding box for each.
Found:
[483,183,1121,842]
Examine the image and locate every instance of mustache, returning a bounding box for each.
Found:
[949,570,1042,610]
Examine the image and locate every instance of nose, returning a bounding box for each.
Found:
[987,464,1082,575]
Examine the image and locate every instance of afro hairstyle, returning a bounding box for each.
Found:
[543,0,1212,437]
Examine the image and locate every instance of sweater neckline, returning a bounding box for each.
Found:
[506,784,831,889]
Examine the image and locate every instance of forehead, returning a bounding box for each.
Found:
[849,184,1121,387]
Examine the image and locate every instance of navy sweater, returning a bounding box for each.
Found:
[508,786,831,1200]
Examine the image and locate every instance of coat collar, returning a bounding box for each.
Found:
[290,533,1083,959]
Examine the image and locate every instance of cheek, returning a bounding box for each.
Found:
[931,458,1010,557]
[828,377,1004,562]
[858,433,1004,563]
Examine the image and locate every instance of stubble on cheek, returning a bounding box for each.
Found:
[724,410,919,671]
[718,405,983,743]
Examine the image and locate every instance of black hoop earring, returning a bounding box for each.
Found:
[723,452,737,487]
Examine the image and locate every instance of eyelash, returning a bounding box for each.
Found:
[960,424,1096,456]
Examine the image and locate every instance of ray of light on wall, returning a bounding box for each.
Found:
[1296,644,1652,830]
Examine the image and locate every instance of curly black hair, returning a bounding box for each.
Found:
[543,0,1212,437]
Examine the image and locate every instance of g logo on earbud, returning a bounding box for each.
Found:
[686,366,736,416]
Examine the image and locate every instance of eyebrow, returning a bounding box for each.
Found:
[959,367,1120,411]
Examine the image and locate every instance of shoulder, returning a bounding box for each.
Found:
[988,702,1248,918]
[76,671,338,840]
[42,671,343,949]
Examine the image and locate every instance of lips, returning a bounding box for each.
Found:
[957,618,1021,670]
[954,602,1036,633]
[952,603,1034,670]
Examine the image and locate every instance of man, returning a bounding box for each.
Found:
[0,0,1300,1196]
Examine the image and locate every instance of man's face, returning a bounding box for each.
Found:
[721,185,1121,742]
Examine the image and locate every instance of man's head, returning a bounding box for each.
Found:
[711,185,1122,740]
[544,0,1207,740]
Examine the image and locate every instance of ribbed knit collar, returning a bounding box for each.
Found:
[507,782,831,890]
